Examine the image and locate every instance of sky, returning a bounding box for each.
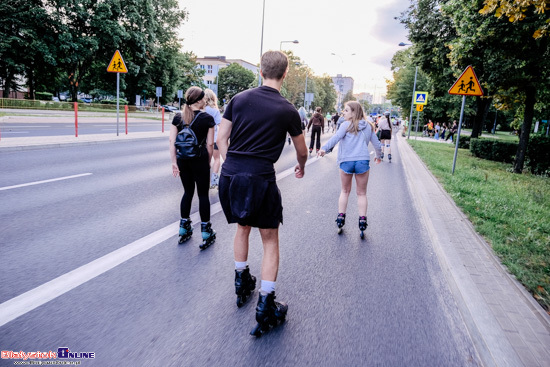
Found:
[178,0,412,100]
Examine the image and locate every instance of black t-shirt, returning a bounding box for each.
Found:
[172,111,215,152]
[222,86,302,163]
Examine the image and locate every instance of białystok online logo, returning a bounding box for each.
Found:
[1,347,95,360]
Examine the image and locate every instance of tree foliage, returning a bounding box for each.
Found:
[218,63,255,101]
[0,0,204,105]
[480,0,550,38]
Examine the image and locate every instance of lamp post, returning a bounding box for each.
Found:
[399,42,417,139]
[280,40,299,50]
[331,53,356,111]
[296,62,309,110]
[258,0,266,87]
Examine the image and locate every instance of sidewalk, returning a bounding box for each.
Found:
[398,133,550,367]
[2,121,550,366]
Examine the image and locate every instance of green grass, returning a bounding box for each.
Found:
[409,140,550,312]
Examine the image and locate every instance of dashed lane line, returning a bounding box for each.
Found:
[0,157,319,327]
[0,173,93,191]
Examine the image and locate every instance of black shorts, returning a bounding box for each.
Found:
[380,130,392,140]
[219,173,282,228]
[213,142,219,150]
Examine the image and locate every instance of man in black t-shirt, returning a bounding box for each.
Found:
[217,50,308,336]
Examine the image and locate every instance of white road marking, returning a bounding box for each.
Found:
[0,173,93,191]
[0,159,318,327]
[2,131,29,134]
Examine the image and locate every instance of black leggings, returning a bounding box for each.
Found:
[177,154,210,222]
[309,125,322,150]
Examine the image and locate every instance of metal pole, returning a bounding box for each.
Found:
[415,109,419,140]
[303,72,308,109]
[407,66,418,139]
[116,73,120,136]
[452,95,466,174]
[258,0,265,87]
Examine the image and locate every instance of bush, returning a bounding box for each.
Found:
[527,136,550,175]
[36,92,54,100]
[99,99,128,105]
[457,135,471,149]
[470,138,517,163]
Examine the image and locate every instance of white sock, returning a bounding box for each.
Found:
[235,261,247,270]
[260,280,276,294]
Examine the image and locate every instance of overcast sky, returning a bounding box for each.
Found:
[178,0,412,98]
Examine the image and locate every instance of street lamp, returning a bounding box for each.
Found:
[399,42,417,139]
[258,0,266,87]
[296,62,309,109]
[330,53,356,111]
[280,40,299,50]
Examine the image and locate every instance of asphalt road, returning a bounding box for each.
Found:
[0,133,481,366]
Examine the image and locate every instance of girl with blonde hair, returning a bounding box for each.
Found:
[203,89,222,188]
[318,101,382,238]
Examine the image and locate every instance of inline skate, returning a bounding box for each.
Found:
[250,292,287,337]
[388,153,392,163]
[380,152,384,160]
[210,173,219,189]
[359,216,368,239]
[336,213,346,234]
[235,266,256,307]
[199,222,216,250]
[178,218,192,244]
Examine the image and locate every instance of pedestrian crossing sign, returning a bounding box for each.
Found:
[448,65,483,96]
[414,91,428,105]
[107,50,128,73]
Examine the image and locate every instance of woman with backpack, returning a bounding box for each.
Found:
[169,86,217,250]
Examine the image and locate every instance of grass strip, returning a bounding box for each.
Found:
[408,140,550,313]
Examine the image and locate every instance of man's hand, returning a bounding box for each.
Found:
[294,164,305,178]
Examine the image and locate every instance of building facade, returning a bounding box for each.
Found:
[195,56,259,97]
[331,75,354,111]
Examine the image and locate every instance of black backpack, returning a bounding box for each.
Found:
[175,112,204,159]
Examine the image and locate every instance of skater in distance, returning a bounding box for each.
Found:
[169,86,217,250]
[318,101,382,239]
[217,50,308,337]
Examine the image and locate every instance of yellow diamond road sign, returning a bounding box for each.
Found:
[107,50,128,73]
[414,91,428,105]
[449,65,483,96]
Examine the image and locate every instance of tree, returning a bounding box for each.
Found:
[446,0,550,172]
[218,63,255,101]
[341,90,356,105]
[311,75,338,114]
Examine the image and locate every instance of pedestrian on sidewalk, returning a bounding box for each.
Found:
[446,120,458,142]
[307,106,325,154]
[318,101,382,237]
[441,123,447,141]
[434,122,441,140]
[217,50,308,336]
[203,89,222,189]
[169,86,217,249]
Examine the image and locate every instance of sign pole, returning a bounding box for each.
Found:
[116,73,120,136]
[452,95,466,175]
[407,66,418,139]
[415,110,420,140]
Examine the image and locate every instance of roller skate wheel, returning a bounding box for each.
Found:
[360,231,365,239]
[337,227,343,234]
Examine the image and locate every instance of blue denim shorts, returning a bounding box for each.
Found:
[339,160,370,174]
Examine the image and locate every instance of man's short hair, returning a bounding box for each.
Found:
[260,51,288,80]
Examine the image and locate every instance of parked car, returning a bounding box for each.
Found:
[161,105,179,112]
